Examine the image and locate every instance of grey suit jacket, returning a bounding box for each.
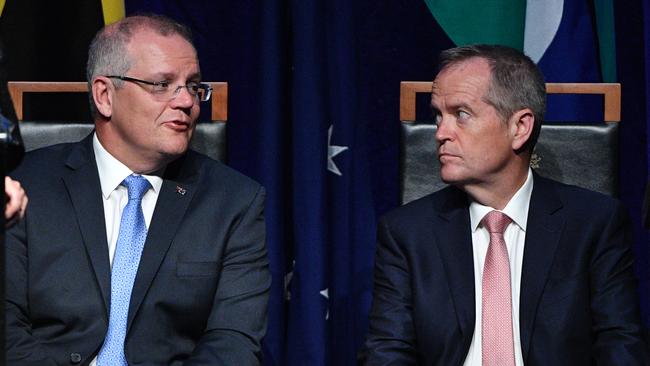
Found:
[6,134,271,366]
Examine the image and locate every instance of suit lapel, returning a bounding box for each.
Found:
[127,153,200,330]
[433,188,475,343]
[519,175,565,361]
[62,136,111,313]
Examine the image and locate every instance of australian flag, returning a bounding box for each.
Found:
[282,1,376,365]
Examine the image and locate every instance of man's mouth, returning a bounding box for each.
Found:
[164,120,191,131]
[438,152,459,163]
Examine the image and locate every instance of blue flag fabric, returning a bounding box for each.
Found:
[286,1,375,364]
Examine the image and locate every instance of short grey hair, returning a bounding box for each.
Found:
[438,44,546,152]
[86,14,195,117]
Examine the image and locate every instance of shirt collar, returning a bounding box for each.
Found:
[93,133,164,199]
[469,168,534,232]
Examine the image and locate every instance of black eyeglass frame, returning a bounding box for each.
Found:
[105,75,213,102]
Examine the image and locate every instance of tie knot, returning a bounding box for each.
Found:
[481,210,511,234]
[122,175,150,201]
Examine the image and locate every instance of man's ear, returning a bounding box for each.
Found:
[510,108,534,151]
[92,77,113,119]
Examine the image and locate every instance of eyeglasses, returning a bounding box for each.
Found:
[106,75,212,102]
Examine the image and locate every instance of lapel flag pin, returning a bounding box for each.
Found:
[175,186,187,196]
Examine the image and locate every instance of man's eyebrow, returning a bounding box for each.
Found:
[451,101,472,110]
[150,72,175,80]
[430,100,476,117]
[148,72,202,81]
[446,99,475,112]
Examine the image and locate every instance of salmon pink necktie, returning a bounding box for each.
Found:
[481,210,515,366]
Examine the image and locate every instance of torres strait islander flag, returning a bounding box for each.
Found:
[424,0,615,121]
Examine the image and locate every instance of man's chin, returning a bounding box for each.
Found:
[159,142,190,161]
[440,169,475,187]
[439,168,462,184]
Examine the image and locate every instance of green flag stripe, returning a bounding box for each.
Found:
[593,0,617,82]
[423,0,526,49]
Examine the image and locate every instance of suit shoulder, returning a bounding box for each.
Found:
[187,150,263,195]
[11,142,77,182]
[381,186,460,226]
[535,176,626,224]
[541,177,621,212]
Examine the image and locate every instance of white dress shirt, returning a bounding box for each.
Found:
[462,169,534,366]
[89,133,163,365]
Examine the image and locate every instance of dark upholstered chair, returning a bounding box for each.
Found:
[399,82,621,204]
[8,81,228,162]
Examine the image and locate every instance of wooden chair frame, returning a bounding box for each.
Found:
[8,81,228,121]
[399,82,621,122]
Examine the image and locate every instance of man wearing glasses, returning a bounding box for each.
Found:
[6,14,270,366]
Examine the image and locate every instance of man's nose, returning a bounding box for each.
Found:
[435,117,453,143]
[171,85,196,108]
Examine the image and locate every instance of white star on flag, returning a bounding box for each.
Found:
[327,125,348,176]
[320,288,330,320]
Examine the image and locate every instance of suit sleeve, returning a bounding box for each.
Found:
[184,186,271,366]
[5,211,57,366]
[590,201,650,364]
[361,217,418,365]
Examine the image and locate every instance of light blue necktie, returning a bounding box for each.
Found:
[98,175,150,366]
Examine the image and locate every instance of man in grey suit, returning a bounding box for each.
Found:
[6,14,270,365]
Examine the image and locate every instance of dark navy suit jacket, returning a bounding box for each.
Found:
[6,135,271,366]
[363,173,649,365]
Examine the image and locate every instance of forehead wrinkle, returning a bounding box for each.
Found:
[431,85,482,112]
[432,62,490,111]
[126,31,198,71]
